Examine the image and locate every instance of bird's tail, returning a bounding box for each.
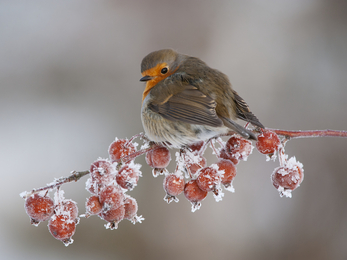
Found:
[221,117,258,140]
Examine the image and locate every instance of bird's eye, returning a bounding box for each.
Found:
[161,67,168,74]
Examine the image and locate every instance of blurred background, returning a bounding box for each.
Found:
[1,1,347,259]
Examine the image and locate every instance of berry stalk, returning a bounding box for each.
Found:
[113,143,161,165]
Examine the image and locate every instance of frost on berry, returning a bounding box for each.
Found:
[256,130,281,160]
[99,185,125,210]
[116,161,142,190]
[196,165,223,193]
[90,159,114,186]
[48,214,77,246]
[99,206,125,230]
[54,189,79,223]
[55,200,79,222]
[163,173,185,203]
[85,195,103,216]
[123,196,141,224]
[85,177,102,195]
[188,141,205,153]
[145,146,171,170]
[178,150,206,178]
[98,183,126,229]
[86,159,114,196]
[187,156,207,176]
[175,151,190,179]
[217,159,237,192]
[108,138,136,161]
[272,157,304,198]
[219,150,238,165]
[124,198,144,224]
[184,180,208,212]
[219,135,253,164]
[25,193,54,226]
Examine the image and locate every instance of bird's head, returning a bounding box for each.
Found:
[140,49,183,101]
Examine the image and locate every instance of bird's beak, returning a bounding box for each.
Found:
[140,75,153,82]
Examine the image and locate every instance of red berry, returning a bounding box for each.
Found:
[184,180,208,204]
[256,130,281,154]
[187,156,207,175]
[99,206,125,222]
[219,149,239,165]
[145,146,171,168]
[90,159,114,185]
[86,196,102,215]
[272,165,304,191]
[164,174,185,196]
[217,159,236,186]
[48,214,76,245]
[220,135,253,164]
[25,194,54,224]
[116,163,141,190]
[196,166,222,192]
[85,177,103,195]
[99,206,125,229]
[124,197,138,222]
[188,141,205,153]
[108,139,136,161]
[99,185,125,210]
[55,200,78,221]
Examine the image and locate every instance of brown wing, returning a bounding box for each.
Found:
[232,90,264,128]
[148,85,223,127]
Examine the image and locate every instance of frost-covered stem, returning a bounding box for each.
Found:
[209,139,219,156]
[267,129,347,139]
[198,141,209,156]
[126,132,146,145]
[278,146,287,167]
[216,137,225,148]
[20,170,90,199]
[182,149,193,179]
[113,143,162,165]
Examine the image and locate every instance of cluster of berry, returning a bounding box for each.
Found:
[151,130,304,211]
[84,138,144,229]
[256,130,304,197]
[22,129,304,246]
[151,138,242,212]
[23,138,144,246]
[24,190,79,246]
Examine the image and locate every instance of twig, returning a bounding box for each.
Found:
[20,170,90,199]
[267,129,347,139]
[21,128,346,200]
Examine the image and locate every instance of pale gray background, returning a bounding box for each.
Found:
[1,1,347,259]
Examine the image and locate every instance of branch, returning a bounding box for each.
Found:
[266,129,347,139]
[20,170,90,199]
[20,128,347,199]
[20,143,162,199]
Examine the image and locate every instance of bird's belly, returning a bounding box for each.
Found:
[141,102,228,148]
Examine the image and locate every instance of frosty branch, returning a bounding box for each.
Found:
[268,129,347,139]
[20,127,346,246]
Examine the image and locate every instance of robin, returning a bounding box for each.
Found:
[140,49,264,148]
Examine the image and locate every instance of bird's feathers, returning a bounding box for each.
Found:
[148,85,224,127]
[232,90,264,129]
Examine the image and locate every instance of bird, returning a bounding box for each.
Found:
[140,49,264,148]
